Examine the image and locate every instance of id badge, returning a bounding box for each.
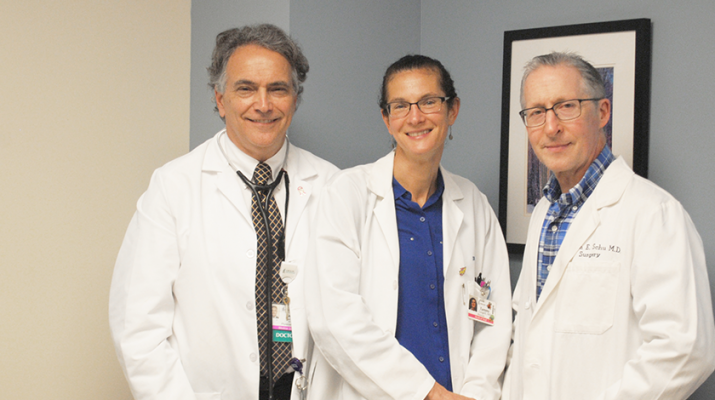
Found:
[467,280,496,326]
[467,297,496,326]
[272,303,292,342]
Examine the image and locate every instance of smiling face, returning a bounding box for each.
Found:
[523,64,610,191]
[381,68,459,164]
[215,44,296,161]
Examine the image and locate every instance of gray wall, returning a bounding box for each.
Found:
[190,1,715,398]
[289,0,421,167]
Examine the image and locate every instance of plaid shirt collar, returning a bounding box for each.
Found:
[543,145,615,208]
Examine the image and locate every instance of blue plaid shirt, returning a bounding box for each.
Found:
[536,146,615,300]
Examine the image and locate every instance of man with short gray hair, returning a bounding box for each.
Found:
[109,24,338,400]
[503,52,715,399]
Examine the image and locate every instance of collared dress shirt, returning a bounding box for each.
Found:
[221,132,288,219]
[536,146,615,300]
[393,171,452,390]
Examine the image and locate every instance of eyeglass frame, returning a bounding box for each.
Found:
[385,96,451,118]
[518,98,603,127]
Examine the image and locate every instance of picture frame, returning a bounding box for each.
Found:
[498,19,652,254]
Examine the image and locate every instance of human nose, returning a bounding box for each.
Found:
[253,89,273,113]
[542,108,561,136]
[406,102,426,123]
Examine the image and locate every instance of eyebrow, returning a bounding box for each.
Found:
[231,79,291,89]
[526,97,572,108]
[267,81,291,89]
[388,92,444,103]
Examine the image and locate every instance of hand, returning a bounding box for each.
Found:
[424,383,476,400]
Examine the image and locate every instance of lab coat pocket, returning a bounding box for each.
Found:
[555,262,620,334]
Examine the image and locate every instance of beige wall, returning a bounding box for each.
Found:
[0,1,190,398]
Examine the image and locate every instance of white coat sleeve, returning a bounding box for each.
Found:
[109,170,197,400]
[460,193,512,400]
[305,176,436,400]
[599,199,715,400]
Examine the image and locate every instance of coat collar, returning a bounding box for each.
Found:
[533,157,633,311]
[201,130,320,246]
[365,151,465,201]
[365,151,465,276]
[366,152,400,269]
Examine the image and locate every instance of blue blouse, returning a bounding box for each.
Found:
[393,171,452,390]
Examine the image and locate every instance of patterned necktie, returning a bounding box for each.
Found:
[251,162,291,385]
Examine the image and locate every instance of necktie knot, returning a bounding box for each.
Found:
[252,162,272,185]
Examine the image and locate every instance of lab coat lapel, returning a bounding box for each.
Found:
[534,203,600,311]
[440,168,464,278]
[283,147,314,250]
[368,152,400,271]
[204,134,253,225]
[532,157,632,313]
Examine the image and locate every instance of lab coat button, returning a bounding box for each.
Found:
[246,249,255,258]
[246,302,254,311]
[249,353,258,362]
[525,300,532,309]
[393,280,398,290]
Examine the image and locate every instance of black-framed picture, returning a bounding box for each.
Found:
[498,18,652,254]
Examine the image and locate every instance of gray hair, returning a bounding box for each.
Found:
[208,24,309,112]
[520,52,606,108]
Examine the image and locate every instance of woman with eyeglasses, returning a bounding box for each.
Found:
[305,55,511,400]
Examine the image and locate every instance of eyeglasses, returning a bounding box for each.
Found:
[385,96,450,118]
[519,98,603,127]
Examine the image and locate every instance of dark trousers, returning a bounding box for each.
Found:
[259,372,294,400]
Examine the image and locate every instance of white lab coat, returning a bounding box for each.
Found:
[503,157,715,400]
[109,131,338,400]
[305,152,511,400]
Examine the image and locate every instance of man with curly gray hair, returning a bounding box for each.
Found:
[110,24,338,400]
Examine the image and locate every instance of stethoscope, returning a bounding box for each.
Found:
[219,131,290,400]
